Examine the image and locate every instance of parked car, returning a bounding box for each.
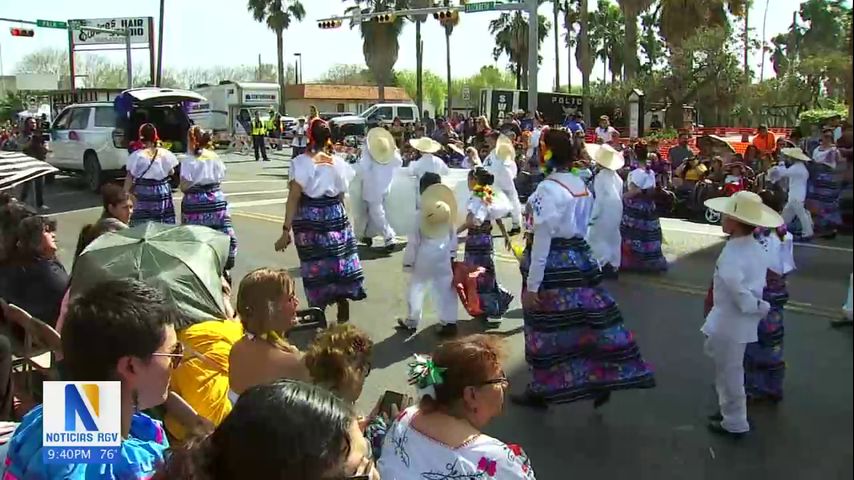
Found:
[329,103,420,133]
[49,87,205,192]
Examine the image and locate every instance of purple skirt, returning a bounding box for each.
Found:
[130,178,175,226]
[620,196,667,272]
[464,221,513,318]
[181,183,237,270]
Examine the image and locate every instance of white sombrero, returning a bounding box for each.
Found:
[447,142,464,156]
[704,191,784,228]
[591,143,624,171]
[780,147,811,162]
[409,137,442,154]
[420,183,458,238]
[366,127,397,164]
[496,135,515,163]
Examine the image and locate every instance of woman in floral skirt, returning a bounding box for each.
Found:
[806,130,844,238]
[620,155,668,272]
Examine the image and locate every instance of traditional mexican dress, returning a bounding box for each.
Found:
[520,172,656,403]
[180,149,238,270]
[586,167,624,269]
[377,406,536,479]
[127,147,178,226]
[744,226,795,401]
[620,167,668,272]
[806,146,843,237]
[464,194,513,319]
[290,152,367,308]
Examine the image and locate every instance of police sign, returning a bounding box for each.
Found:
[70,17,152,46]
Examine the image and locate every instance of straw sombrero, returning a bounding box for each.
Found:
[496,135,515,163]
[419,183,458,238]
[366,127,397,164]
[704,191,784,228]
[447,142,464,156]
[780,147,811,162]
[409,137,442,154]
[725,161,746,172]
[592,144,624,171]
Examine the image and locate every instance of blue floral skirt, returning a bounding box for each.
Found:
[744,271,787,401]
[520,237,656,403]
[293,195,367,308]
[620,196,667,272]
[181,183,238,270]
[464,221,513,318]
[805,163,842,237]
[131,178,175,226]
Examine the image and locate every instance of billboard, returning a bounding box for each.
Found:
[70,17,152,46]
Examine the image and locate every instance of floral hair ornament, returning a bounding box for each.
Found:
[407,354,446,400]
[472,184,494,205]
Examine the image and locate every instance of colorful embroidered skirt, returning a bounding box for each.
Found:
[181,183,238,270]
[131,177,175,226]
[293,195,367,308]
[744,270,788,401]
[464,221,513,318]
[620,196,668,272]
[805,163,842,237]
[520,237,656,403]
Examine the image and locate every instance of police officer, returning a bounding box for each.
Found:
[251,111,269,162]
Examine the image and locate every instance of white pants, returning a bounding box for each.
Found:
[782,199,813,238]
[406,265,457,327]
[844,273,853,320]
[500,187,523,228]
[704,336,750,433]
[362,197,395,244]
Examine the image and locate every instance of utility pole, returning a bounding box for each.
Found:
[257,54,262,81]
[759,0,769,82]
[526,0,538,115]
[156,0,164,86]
[743,6,750,80]
[553,0,560,92]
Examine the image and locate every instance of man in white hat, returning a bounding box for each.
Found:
[357,127,403,250]
[768,147,813,240]
[399,183,459,337]
[702,191,784,438]
[407,137,449,181]
[484,132,522,235]
[585,144,625,276]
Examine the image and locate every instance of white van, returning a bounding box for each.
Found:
[49,88,205,192]
[329,103,420,136]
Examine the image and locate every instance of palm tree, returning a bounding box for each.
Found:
[617,0,653,82]
[442,11,460,114]
[552,1,563,91]
[489,11,550,90]
[589,0,624,84]
[564,1,577,91]
[247,0,306,114]
[410,0,432,117]
[344,0,408,102]
[579,0,591,123]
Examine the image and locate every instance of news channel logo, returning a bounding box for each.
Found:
[42,381,121,465]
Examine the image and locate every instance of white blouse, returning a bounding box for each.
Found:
[812,146,840,169]
[628,167,656,190]
[484,152,518,194]
[378,407,536,480]
[290,152,355,198]
[466,193,512,227]
[756,230,796,277]
[409,153,449,180]
[180,149,226,186]
[525,172,594,292]
[126,147,179,180]
[358,149,403,203]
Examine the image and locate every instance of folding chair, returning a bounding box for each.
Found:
[0,300,62,403]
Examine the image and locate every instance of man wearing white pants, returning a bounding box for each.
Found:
[770,148,813,239]
[358,128,402,250]
[485,133,522,234]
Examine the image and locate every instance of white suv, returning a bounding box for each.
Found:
[49,88,205,192]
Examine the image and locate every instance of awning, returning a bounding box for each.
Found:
[0,151,59,192]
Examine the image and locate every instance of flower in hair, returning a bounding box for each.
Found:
[472,184,494,205]
[407,354,446,399]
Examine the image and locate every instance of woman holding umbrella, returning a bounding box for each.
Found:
[123,123,178,226]
[274,118,366,323]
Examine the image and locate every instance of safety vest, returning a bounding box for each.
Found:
[251,120,266,136]
[266,119,277,132]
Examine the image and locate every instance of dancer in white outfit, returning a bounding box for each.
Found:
[585,144,625,277]
[408,137,449,181]
[484,133,522,233]
[702,191,784,437]
[769,147,814,240]
[357,127,402,250]
[398,182,459,337]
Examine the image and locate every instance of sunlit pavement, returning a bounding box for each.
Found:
[43,153,853,480]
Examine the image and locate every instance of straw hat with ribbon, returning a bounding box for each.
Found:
[495,135,515,163]
[409,137,442,154]
[780,147,811,163]
[366,127,397,165]
[704,191,784,228]
[419,183,458,238]
[590,143,624,171]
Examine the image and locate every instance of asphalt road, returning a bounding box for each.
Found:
[37,150,854,480]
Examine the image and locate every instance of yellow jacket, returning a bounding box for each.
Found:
[251,120,267,136]
[166,320,244,441]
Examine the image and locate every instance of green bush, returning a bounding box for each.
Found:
[798,106,847,127]
[644,127,679,141]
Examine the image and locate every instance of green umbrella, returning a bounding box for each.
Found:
[70,223,230,326]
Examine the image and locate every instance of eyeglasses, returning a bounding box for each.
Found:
[361,361,372,378]
[151,343,185,369]
[477,371,509,388]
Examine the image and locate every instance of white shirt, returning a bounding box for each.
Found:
[126,147,179,180]
[378,407,536,480]
[627,167,656,190]
[358,149,403,204]
[527,127,543,160]
[769,161,808,202]
[402,218,457,273]
[484,151,518,194]
[595,126,619,143]
[591,169,624,212]
[290,152,355,198]
[180,149,226,186]
[408,153,449,180]
[701,235,771,343]
[812,146,839,169]
[756,229,796,277]
[526,172,593,292]
[293,125,307,147]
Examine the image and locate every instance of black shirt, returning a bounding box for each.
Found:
[0,258,68,328]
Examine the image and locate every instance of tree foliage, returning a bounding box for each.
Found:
[489,9,550,89]
[318,64,374,85]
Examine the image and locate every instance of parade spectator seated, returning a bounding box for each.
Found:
[595,115,619,145]
[99,183,134,226]
[752,124,777,157]
[668,133,693,170]
[378,335,536,479]
[674,157,707,193]
[724,162,747,196]
[5,279,179,479]
[707,156,726,183]
[155,380,379,480]
[304,324,373,404]
[228,268,310,404]
[563,112,585,133]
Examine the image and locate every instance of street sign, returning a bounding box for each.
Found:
[69,17,152,46]
[465,2,497,13]
[462,86,471,102]
[36,19,67,29]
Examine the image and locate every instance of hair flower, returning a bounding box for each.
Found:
[407,354,446,400]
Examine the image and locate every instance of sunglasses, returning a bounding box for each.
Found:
[477,370,509,388]
[151,343,185,369]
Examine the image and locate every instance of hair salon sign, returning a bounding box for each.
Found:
[69,17,152,46]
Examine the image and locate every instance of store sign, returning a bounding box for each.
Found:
[243,91,278,105]
[70,17,151,46]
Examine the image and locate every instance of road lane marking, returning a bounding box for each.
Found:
[222,180,286,185]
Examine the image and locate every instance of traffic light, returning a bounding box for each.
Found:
[433,10,456,21]
[375,13,396,23]
[317,19,343,29]
[10,28,35,37]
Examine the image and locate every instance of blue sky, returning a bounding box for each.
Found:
[0,0,830,87]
